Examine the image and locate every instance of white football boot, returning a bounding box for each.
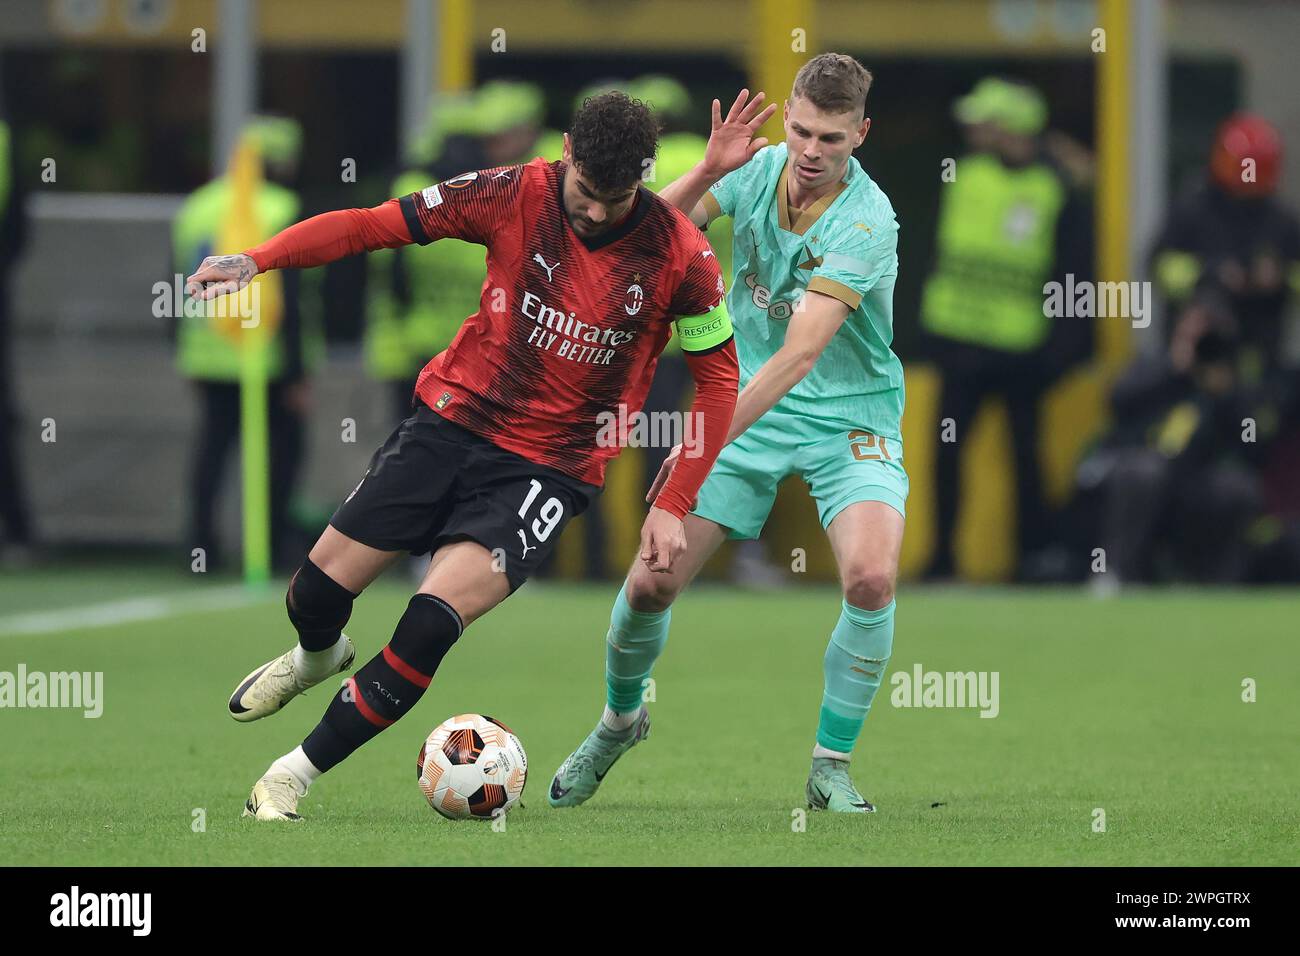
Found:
[227,637,356,722]
[243,772,306,822]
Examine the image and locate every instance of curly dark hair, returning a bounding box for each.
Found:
[568,91,661,194]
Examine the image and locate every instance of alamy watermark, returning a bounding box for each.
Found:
[50,886,150,936]
[1043,274,1151,328]
[890,663,999,718]
[0,665,103,718]
[154,273,262,327]
[595,403,705,457]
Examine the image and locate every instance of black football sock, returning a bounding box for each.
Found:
[286,557,357,652]
[301,594,463,774]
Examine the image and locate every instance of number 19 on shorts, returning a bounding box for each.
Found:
[518,479,564,543]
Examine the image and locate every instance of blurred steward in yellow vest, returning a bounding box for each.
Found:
[366,81,544,422]
[920,78,1093,581]
[173,116,321,570]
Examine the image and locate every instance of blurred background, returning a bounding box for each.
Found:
[1,0,1299,592]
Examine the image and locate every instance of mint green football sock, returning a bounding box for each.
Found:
[605,582,671,714]
[817,599,895,754]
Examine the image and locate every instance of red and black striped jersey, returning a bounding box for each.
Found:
[396,159,727,486]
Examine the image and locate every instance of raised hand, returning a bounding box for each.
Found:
[185,253,259,301]
[703,89,779,178]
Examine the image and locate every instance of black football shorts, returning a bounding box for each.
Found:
[330,405,599,591]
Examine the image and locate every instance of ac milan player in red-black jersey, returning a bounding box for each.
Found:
[185,93,739,821]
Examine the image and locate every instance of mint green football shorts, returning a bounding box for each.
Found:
[692,406,908,540]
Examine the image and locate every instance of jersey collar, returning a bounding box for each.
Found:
[554,162,653,251]
[776,157,850,236]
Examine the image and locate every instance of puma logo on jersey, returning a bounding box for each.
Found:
[533,253,560,282]
[517,529,536,559]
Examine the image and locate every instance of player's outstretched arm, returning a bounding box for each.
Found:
[646,291,848,505]
[185,201,414,301]
[724,291,848,442]
[658,89,776,227]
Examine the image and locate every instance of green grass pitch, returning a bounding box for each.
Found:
[1,565,1297,866]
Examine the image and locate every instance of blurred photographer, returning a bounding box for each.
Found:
[1082,293,1268,587]
[1151,114,1300,379]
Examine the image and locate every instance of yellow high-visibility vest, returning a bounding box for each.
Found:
[921,154,1067,352]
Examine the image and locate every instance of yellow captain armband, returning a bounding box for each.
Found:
[673,300,733,354]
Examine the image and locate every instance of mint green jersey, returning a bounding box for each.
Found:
[704,144,903,439]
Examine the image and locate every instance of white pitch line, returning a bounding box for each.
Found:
[0,585,275,638]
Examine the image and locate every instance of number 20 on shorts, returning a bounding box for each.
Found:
[848,430,891,461]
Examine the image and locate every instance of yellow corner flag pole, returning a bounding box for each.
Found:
[218,133,283,587]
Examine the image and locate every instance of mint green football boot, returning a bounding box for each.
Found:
[547,708,650,808]
[806,757,876,813]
